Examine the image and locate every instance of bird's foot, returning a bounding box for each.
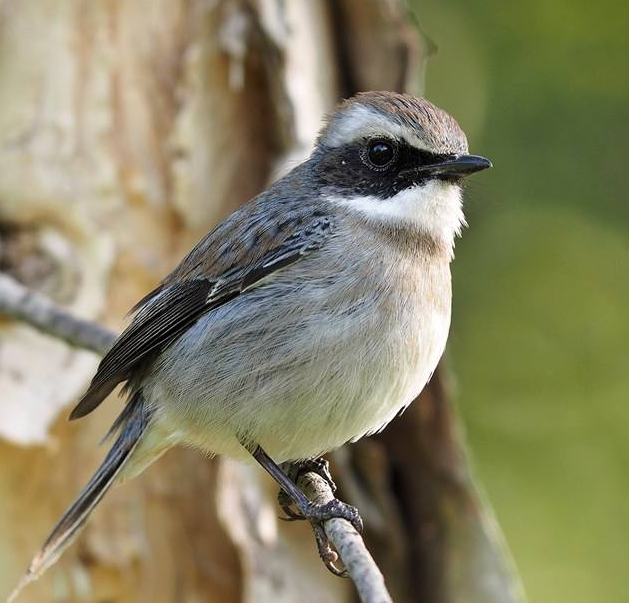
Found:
[278,457,337,521]
[276,458,362,575]
[251,446,361,577]
[301,498,363,576]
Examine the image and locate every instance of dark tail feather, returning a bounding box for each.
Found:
[8,399,148,602]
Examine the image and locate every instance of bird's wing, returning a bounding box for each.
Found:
[69,209,333,420]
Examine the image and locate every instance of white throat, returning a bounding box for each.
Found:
[329,181,466,255]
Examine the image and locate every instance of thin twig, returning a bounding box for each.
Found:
[0,273,115,354]
[0,272,394,602]
[296,470,394,603]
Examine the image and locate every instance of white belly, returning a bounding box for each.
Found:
[143,241,452,463]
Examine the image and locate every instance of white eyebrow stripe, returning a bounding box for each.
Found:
[322,105,435,152]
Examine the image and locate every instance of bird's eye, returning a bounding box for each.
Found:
[362,139,398,170]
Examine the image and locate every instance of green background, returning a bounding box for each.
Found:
[412,1,628,601]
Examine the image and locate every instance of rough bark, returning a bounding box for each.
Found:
[0,1,525,602]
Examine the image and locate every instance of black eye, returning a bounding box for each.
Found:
[363,139,398,170]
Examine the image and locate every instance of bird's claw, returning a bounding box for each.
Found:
[278,502,304,522]
[302,498,363,534]
[282,457,337,494]
[304,499,361,577]
[325,560,349,578]
[312,522,348,576]
[275,457,361,577]
[278,488,306,521]
[277,457,338,521]
[296,457,337,494]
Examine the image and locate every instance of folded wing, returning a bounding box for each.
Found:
[69,213,333,420]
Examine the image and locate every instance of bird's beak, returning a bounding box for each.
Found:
[417,154,492,179]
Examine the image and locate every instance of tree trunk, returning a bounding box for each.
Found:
[0,1,525,602]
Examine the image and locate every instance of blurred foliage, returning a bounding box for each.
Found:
[412,1,629,602]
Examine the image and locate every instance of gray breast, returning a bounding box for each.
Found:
[142,221,452,463]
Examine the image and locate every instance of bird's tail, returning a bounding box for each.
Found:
[8,396,149,603]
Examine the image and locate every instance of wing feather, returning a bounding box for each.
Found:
[69,214,333,420]
[70,280,214,419]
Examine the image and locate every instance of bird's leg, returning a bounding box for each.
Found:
[278,457,337,520]
[249,445,362,576]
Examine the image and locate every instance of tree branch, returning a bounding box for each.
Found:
[0,271,394,602]
[297,469,394,603]
[0,273,115,354]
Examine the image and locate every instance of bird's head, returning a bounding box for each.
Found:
[312,91,491,253]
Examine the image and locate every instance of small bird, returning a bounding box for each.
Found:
[12,91,490,597]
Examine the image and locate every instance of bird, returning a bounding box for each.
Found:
[11,90,491,598]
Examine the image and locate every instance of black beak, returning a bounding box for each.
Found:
[417,154,492,179]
